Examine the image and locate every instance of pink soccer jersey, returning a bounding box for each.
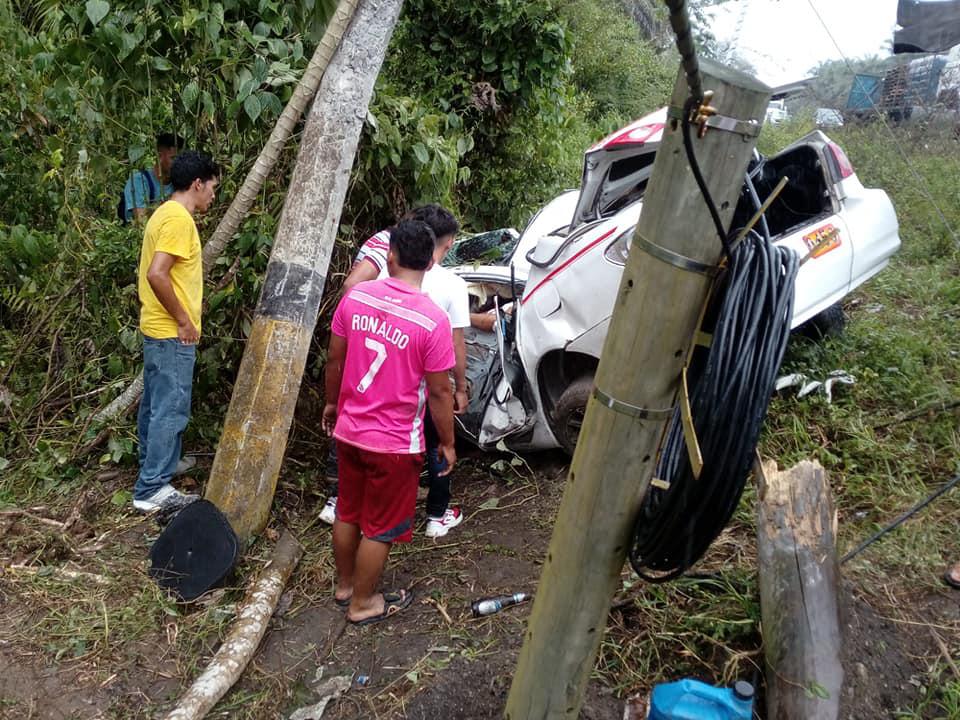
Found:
[331,278,455,454]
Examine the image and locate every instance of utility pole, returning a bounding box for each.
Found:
[505,57,770,718]
[204,0,404,542]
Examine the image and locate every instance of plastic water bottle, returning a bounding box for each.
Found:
[647,678,754,720]
[470,592,530,617]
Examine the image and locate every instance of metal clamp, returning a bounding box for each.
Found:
[634,233,720,278]
[703,114,761,139]
[593,387,673,421]
[667,104,762,140]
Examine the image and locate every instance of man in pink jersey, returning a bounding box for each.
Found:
[323,219,456,625]
[319,205,468,539]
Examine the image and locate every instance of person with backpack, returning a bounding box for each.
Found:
[119,133,181,224]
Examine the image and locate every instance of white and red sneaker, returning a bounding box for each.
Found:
[425,507,464,538]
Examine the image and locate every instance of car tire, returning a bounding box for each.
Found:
[798,302,846,340]
[552,374,594,456]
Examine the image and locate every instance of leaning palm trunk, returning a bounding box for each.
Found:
[90,0,359,427]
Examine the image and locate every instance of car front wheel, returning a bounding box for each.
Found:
[552,374,594,456]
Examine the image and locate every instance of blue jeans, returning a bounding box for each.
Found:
[423,411,450,518]
[135,337,196,500]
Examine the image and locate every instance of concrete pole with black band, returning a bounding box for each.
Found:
[505,58,770,718]
[204,0,404,542]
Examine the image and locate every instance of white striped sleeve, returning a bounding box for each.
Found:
[354,230,390,272]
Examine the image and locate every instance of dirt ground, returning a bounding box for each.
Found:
[0,445,957,719]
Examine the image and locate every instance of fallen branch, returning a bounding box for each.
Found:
[208,256,243,297]
[0,279,81,387]
[163,530,304,720]
[872,397,960,430]
[0,508,65,529]
[930,627,960,681]
[5,563,109,585]
[89,0,360,429]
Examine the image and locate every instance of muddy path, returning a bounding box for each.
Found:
[0,447,957,719]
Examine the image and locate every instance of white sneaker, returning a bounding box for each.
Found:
[425,507,463,538]
[319,496,337,525]
[133,484,199,513]
[174,456,197,476]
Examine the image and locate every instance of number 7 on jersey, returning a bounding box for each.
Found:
[357,337,387,393]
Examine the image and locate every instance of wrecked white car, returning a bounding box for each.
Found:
[451,107,901,455]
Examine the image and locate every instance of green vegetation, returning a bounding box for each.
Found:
[0,0,674,488]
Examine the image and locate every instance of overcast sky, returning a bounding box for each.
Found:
[705,0,899,86]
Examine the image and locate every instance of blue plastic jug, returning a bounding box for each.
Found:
[647,678,754,720]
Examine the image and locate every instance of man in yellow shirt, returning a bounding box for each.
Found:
[134,150,220,512]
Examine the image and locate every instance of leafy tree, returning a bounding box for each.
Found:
[559,0,673,125]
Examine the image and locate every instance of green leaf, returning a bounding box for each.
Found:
[110,489,132,506]
[85,0,110,26]
[0,457,9,471]
[201,90,215,118]
[481,46,496,65]
[151,56,172,71]
[127,144,147,163]
[206,15,222,43]
[244,94,262,122]
[236,77,255,102]
[266,38,287,57]
[118,32,138,61]
[456,136,474,156]
[412,143,429,164]
[478,497,500,510]
[503,74,519,92]
[181,80,199,110]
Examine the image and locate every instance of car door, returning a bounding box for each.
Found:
[761,132,856,326]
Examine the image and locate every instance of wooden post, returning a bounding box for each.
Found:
[756,459,843,719]
[203,0,404,542]
[505,59,770,719]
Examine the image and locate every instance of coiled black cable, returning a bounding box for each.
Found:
[629,232,798,582]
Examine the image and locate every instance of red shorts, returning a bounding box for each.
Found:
[336,441,423,543]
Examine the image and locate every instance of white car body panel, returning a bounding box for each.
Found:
[454,109,901,453]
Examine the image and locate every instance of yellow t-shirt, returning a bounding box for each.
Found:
[138,200,203,339]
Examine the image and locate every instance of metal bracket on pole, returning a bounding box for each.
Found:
[634,233,720,277]
[592,387,673,421]
[667,104,761,140]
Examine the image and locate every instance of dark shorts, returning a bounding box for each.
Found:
[336,441,424,543]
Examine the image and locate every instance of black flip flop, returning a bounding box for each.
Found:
[943,571,960,590]
[335,595,352,608]
[349,589,414,626]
